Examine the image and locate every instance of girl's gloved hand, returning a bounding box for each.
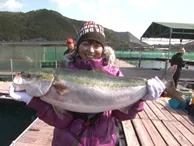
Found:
[142,76,165,100]
[9,84,33,104]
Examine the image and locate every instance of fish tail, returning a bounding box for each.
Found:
[161,65,186,103]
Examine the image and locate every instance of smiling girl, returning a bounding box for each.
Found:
[9,21,165,146]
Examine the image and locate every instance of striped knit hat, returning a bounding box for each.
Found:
[76,21,106,48]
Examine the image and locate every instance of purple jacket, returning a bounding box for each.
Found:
[28,56,144,146]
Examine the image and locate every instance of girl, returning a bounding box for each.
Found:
[9,21,165,146]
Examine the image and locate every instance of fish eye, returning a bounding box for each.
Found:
[21,72,31,78]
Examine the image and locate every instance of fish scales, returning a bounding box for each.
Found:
[12,66,185,113]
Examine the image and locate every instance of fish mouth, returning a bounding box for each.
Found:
[13,75,23,84]
[13,71,55,97]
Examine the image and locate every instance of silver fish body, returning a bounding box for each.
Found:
[12,66,184,113]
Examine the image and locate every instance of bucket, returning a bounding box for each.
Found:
[179,98,191,109]
[168,98,181,109]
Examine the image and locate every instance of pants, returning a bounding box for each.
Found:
[173,69,181,88]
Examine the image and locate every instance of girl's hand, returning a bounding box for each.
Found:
[9,83,33,104]
[143,76,165,100]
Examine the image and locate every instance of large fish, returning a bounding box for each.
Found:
[12,66,185,113]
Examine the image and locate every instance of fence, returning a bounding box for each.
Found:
[0,44,66,72]
[1,44,194,72]
[115,50,194,59]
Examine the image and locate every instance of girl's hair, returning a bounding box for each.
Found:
[103,46,116,66]
[60,46,116,68]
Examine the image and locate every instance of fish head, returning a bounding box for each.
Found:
[13,72,37,85]
[13,69,55,97]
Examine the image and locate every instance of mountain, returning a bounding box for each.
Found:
[113,31,147,48]
[0,9,143,48]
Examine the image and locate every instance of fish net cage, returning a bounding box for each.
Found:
[0,44,66,72]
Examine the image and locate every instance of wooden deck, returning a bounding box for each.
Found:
[122,99,194,146]
[10,118,54,146]
[8,98,194,146]
[0,81,10,94]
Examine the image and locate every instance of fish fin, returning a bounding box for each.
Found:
[118,106,130,114]
[53,83,70,95]
[52,106,67,119]
[165,87,186,103]
[162,65,186,103]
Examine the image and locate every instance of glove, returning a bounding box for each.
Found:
[142,76,165,100]
[9,83,33,104]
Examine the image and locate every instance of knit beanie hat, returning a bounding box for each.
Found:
[76,21,106,48]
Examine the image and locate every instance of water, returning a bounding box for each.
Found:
[0,99,36,146]
[127,60,194,70]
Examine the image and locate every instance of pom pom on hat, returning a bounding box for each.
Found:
[76,21,106,48]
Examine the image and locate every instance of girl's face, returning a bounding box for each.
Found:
[78,40,103,59]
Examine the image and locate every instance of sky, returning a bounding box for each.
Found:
[0,0,194,43]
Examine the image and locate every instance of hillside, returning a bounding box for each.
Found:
[0,9,142,48]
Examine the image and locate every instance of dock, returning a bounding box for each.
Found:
[9,98,194,146]
[10,118,54,146]
[122,99,194,146]
[0,71,194,146]
[0,81,10,94]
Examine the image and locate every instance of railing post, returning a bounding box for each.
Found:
[10,59,13,79]
[138,49,142,68]
[165,60,169,73]
[55,60,57,68]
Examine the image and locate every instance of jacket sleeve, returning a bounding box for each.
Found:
[28,98,73,129]
[180,57,185,67]
[112,67,144,120]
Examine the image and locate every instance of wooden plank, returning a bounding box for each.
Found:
[13,119,54,146]
[138,110,148,119]
[142,119,167,146]
[135,113,140,119]
[172,121,194,145]
[0,81,10,94]
[157,99,187,121]
[163,121,192,146]
[146,101,168,120]
[144,102,158,120]
[158,99,194,134]
[121,120,140,146]
[173,108,194,126]
[14,142,48,146]
[152,120,180,146]
[179,119,194,135]
[160,94,194,124]
[30,119,53,130]
[13,99,194,146]
[153,100,177,121]
[17,133,53,145]
[132,119,154,146]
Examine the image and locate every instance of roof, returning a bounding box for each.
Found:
[141,22,194,39]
